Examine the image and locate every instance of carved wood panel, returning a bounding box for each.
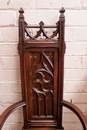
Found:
[18,7,65,129]
[25,49,58,121]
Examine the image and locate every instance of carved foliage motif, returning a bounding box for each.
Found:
[30,52,54,117]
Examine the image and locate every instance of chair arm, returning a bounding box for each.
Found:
[60,100,87,130]
[0,100,26,130]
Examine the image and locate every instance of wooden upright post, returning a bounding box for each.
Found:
[57,7,65,130]
[18,8,25,54]
[18,8,28,129]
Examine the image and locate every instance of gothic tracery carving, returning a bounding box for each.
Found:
[30,52,54,116]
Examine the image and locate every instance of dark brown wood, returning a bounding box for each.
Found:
[18,7,66,130]
[60,100,87,130]
[0,101,26,130]
[57,7,65,129]
[18,7,28,128]
[0,7,87,130]
[25,20,59,39]
[18,7,87,130]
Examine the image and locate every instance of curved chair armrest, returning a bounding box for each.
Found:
[60,100,87,130]
[0,100,26,130]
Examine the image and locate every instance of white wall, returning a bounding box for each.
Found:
[0,0,87,130]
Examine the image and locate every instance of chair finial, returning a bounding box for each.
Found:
[59,7,65,18]
[19,8,24,14]
[59,7,65,14]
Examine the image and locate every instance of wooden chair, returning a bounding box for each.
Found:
[0,7,87,130]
